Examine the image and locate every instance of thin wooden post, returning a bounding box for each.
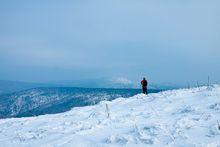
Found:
[197,81,199,88]
[187,83,190,89]
[217,120,220,130]
[105,104,110,119]
[208,76,210,88]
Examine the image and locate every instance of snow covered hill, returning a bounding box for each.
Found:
[0,87,151,118]
[0,85,220,147]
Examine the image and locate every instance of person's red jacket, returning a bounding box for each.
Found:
[141,79,148,87]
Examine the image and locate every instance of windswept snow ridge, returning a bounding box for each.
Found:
[0,85,220,146]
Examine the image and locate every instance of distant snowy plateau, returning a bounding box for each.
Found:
[0,85,220,147]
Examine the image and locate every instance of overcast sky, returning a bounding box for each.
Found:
[0,0,219,85]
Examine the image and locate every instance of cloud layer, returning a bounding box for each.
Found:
[0,0,219,85]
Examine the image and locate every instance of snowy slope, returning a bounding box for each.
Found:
[0,86,220,147]
[0,87,150,118]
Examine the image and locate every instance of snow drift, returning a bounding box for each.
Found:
[0,85,220,146]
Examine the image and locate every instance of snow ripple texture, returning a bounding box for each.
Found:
[0,85,220,147]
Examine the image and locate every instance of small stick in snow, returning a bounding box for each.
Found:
[105,104,110,119]
[207,76,210,88]
[196,81,199,88]
[187,83,190,89]
[217,120,220,130]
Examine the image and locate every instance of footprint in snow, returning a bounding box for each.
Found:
[209,103,220,112]
[206,124,220,137]
[173,105,195,115]
[141,126,160,136]
[104,135,128,145]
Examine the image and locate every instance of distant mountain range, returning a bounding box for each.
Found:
[0,80,51,95]
[48,78,182,90]
[0,79,180,95]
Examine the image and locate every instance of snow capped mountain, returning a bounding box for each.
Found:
[108,77,134,88]
[0,85,220,146]
[110,77,132,84]
[51,77,138,89]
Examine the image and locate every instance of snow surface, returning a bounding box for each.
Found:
[0,85,220,147]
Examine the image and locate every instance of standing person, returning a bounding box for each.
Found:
[141,77,148,94]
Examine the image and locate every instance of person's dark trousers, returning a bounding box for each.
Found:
[142,86,147,94]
